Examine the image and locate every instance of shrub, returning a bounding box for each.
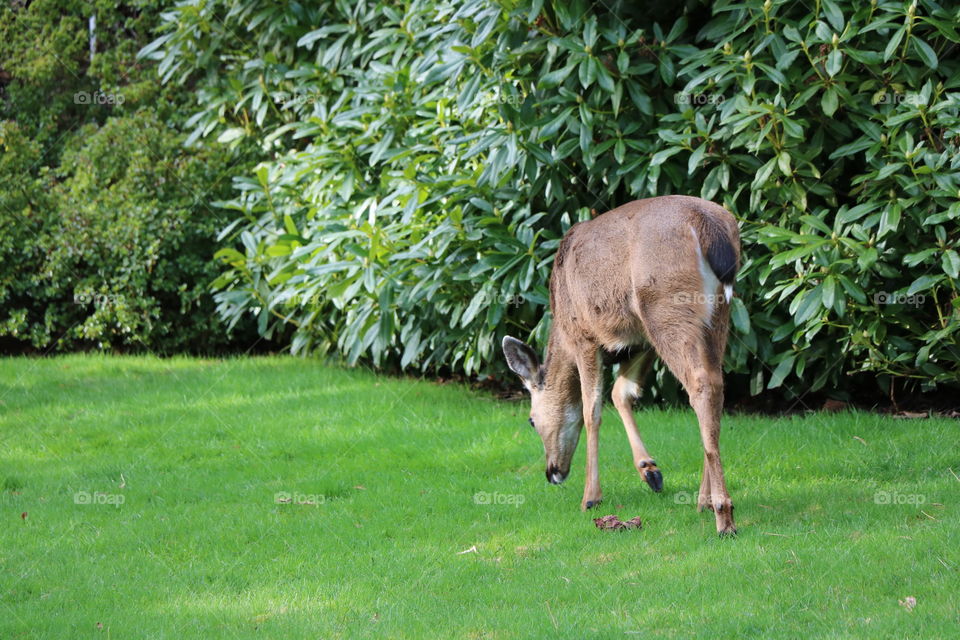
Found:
[0,121,57,348]
[1,112,259,352]
[0,0,261,353]
[146,0,960,401]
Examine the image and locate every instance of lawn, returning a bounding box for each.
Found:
[1,355,957,638]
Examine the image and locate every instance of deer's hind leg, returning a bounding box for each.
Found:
[638,300,736,536]
[612,350,663,492]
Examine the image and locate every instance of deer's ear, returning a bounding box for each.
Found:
[502,336,540,386]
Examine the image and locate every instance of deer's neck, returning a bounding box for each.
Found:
[543,329,580,400]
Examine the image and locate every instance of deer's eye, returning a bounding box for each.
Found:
[528,417,535,428]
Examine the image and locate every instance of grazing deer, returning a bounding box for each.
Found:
[502,195,740,535]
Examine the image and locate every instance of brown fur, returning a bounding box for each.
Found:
[502,195,740,535]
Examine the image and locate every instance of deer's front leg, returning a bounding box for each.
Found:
[577,349,604,510]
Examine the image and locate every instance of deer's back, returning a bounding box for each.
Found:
[549,196,738,347]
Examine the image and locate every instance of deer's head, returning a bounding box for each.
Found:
[502,336,583,484]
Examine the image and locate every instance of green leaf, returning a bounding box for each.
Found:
[877,205,901,239]
[767,354,796,389]
[461,289,490,326]
[750,368,765,396]
[458,72,482,111]
[627,82,652,115]
[769,240,828,268]
[858,248,878,270]
[777,151,792,175]
[265,244,291,257]
[906,274,941,296]
[400,329,421,369]
[256,165,270,188]
[297,24,349,48]
[943,250,960,279]
[526,0,545,22]
[688,144,706,175]
[883,27,905,61]
[876,163,904,180]
[837,275,867,304]
[659,56,676,84]
[137,33,172,60]
[912,38,938,69]
[218,128,246,143]
[752,157,777,188]
[821,88,838,116]
[799,215,831,235]
[614,138,626,163]
[306,262,353,277]
[214,248,246,264]
[919,16,960,43]
[730,297,751,334]
[782,26,802,43]
[583,16,598,48]
[650,147,682,167]
[829,138,874,159]
[825,49,842,76]
[539,107,573,140]
[794,286,823,324]
[283,215,298,236]
[822,276,836,311]
[579,56,597,89]
[469,198,494,213]
[595,62,615,93]
[837,204,877,224]
[540,63,576,88]
[821,0,844,32]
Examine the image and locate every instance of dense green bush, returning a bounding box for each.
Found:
[146,0,960,400]
[0,1,174,158]
[0,0,260,353]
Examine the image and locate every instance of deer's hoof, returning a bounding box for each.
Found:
[582,498,602,510]
[643,468,663,493]
[714,501,736,536]
[637,460,663,493]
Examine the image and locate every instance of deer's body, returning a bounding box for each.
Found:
[503,195,740,535]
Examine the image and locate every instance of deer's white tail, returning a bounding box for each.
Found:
[690,218,739,323]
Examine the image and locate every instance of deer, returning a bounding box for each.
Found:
[502,195,740,535]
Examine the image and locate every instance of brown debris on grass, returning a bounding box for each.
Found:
[593,515,642,531]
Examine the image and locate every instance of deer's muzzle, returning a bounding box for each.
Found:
[546,465,567,484]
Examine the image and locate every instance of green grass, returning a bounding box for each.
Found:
[1,355,958,638]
